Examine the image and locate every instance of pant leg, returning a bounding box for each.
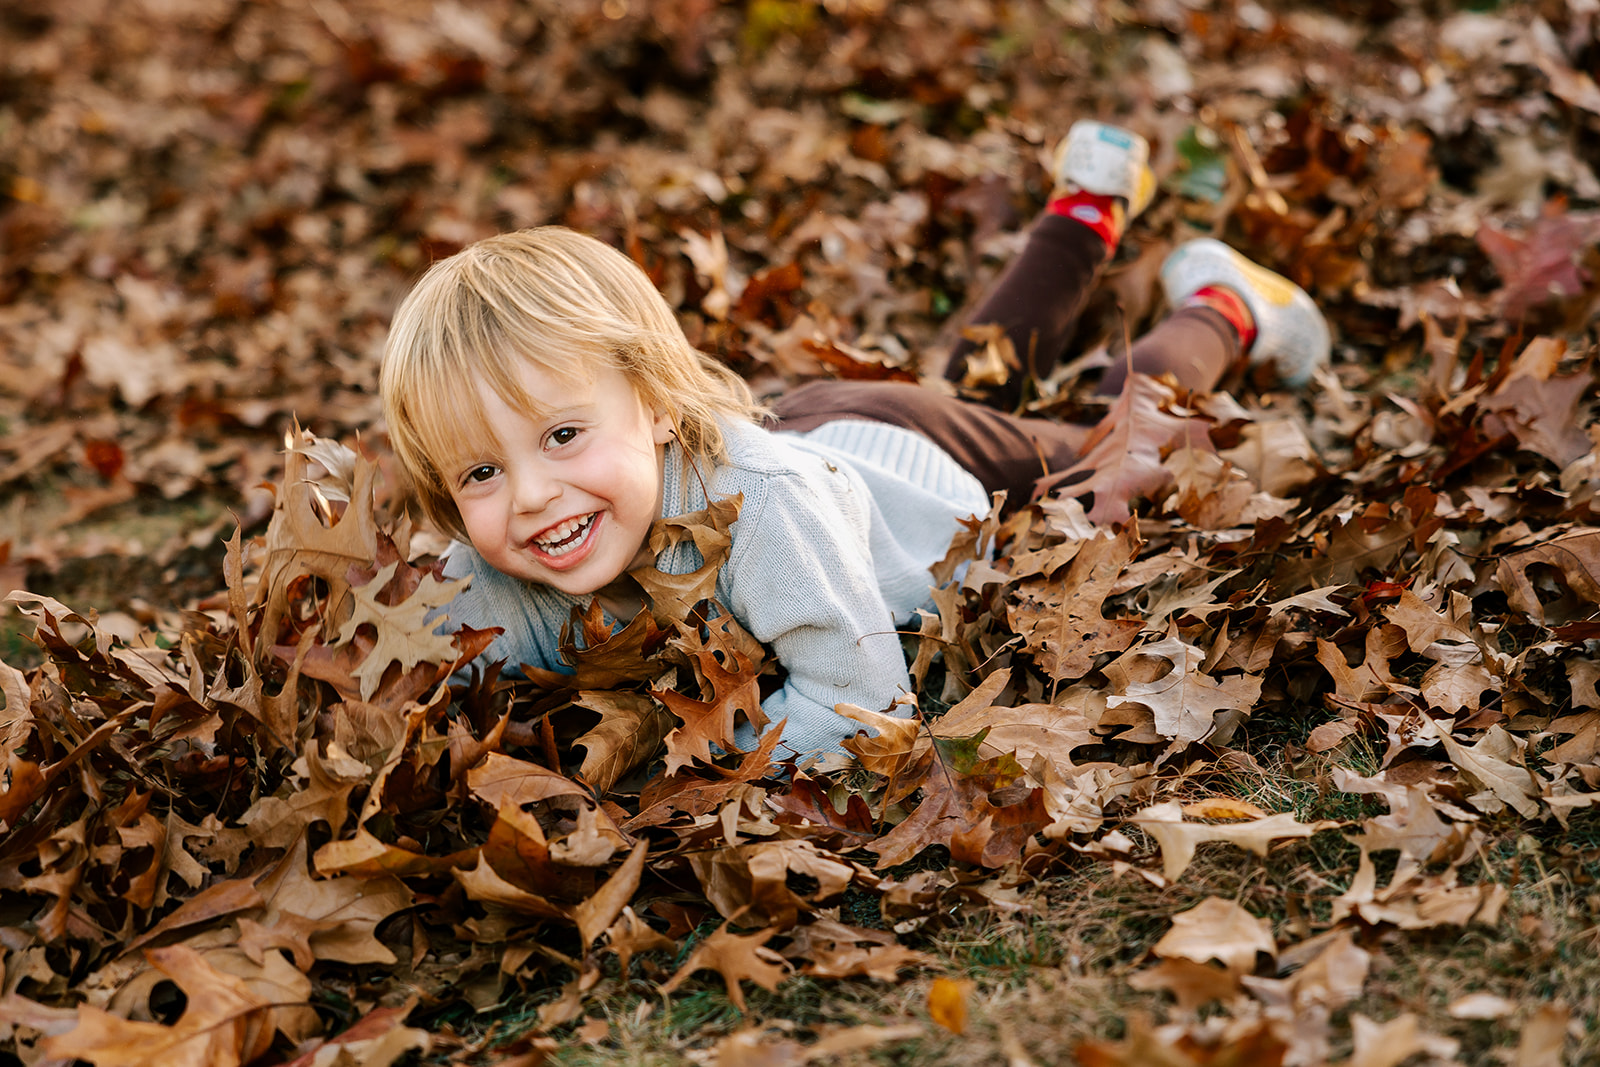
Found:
[769,380,1090,507]
[943,213,1109,412]
[1095,305,1241,397]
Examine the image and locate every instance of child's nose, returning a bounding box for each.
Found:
[510,467,561,513]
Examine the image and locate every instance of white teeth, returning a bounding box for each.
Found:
[534,513,595,557]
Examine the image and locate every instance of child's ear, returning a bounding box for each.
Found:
[651,406,676,445]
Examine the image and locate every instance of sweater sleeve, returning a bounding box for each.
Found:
[718,465,913,756]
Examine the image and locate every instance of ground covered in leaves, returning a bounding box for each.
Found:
[4,0,1600,1064]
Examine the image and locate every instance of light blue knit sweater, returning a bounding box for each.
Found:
[438,416,990,754]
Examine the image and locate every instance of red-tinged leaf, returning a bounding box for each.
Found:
[767,773,877,839]
[802,337,920,381]
[626,773,745,830]
[734,260,804,323]
[0,752,46,830]
[1076,1014,1288,1066]
[867,754,1050,869]
[82,439,125,480]
[1476,207,1600,318]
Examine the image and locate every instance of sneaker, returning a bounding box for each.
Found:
[1160,238,1331,387]
[1052,120,1157,220]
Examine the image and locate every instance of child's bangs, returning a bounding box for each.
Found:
[402,332,601,473]
[398,361,498,477]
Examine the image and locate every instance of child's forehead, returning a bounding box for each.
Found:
[479,354,609,415]
[426,356,621,460]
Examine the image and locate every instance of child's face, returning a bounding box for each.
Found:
[447,361,675,597]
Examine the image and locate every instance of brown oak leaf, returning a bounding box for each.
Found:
[44,945,276,1067]
[334,560,466,701]
[786,916,936,980]
[253,837,413,966]
[253,433,381,656]
[1036,374,1214,523]
[1106,635,1262,747]
[866,751,1051,869]
[1153,896,1276,975]
[1008,526,1144,681]
[278,1004,431,1067]
[659,920,792,1012]
[634,493,742,623]
[1129,800,1337,881]
[656,619,768,773]
[572,690,675,793]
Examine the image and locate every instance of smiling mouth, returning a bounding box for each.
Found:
[533,512,597,558]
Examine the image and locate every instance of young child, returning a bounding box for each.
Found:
[379,121,1330,758]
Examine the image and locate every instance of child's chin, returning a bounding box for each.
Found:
[541,561,625,597]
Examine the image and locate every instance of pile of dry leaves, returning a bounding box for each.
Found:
[3,0,1600,1064]
[4,330,1600,1064]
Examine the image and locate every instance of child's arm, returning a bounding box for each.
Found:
[717,470,913,755]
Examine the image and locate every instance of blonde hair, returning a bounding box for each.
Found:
[380,226,764,541]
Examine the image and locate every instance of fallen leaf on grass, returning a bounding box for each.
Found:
[1446,993,1515,1020]
[1283,927,1371,1011]
[698,1022,924,1066]
[927,976,970,1035]
[1153,897,1275,976]
[1426,723,1543,818]
[1074,1014,1287,1066]
[1514,1003,1570,1067]
[787,917,936,981]
[1180,797,1270,819]
[1347,1012,1458,1067]
[1128,957,1239,1011]
[1131,801,1338,880]
[1107,635,1262,748]
[660,921,791,1012]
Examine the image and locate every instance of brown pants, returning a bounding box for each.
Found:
[770,214,1240,506]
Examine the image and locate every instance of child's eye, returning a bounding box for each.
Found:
[548,427,580,447]
[462,464,498,485]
